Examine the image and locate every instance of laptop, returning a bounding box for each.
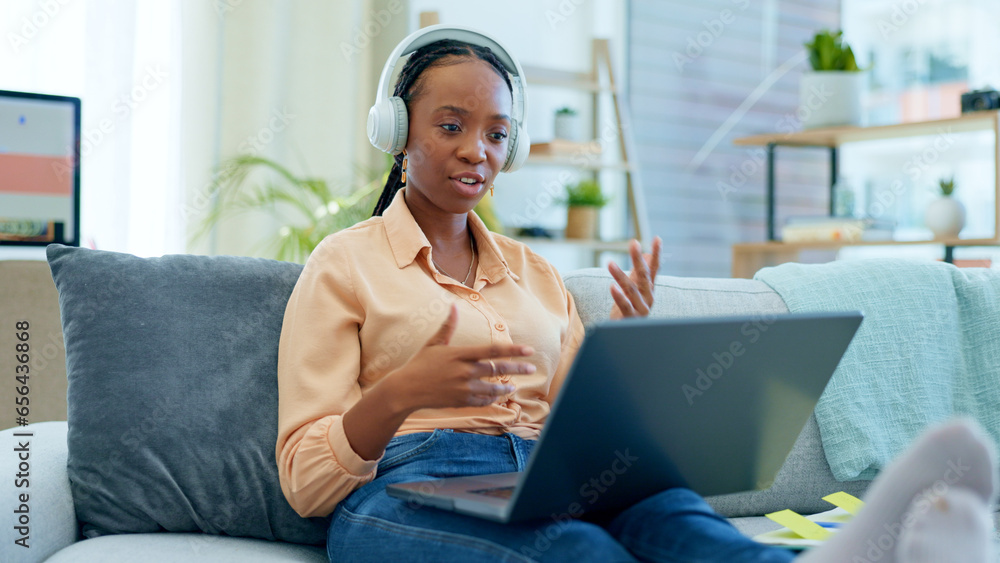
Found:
[387,311,863,523]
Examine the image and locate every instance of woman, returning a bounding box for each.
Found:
[276,37,996,562]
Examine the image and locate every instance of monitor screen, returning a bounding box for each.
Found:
[0,89,81,247]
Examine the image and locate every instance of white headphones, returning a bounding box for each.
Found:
[367,24,530,173]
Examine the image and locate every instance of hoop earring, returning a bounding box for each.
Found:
[401,150,407,185]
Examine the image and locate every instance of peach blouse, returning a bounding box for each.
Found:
[276,188,586,518]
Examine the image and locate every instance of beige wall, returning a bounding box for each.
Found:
[0,261,67,428]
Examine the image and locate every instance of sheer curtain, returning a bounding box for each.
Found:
[2,0,447,260]
[1,0,187,257]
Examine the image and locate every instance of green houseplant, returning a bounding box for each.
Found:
[191,155,385,263]
[938,176,955,196]
[805,29,861,72]
[924,176,965,239]
[800,29,867,129]
[562,179,609,239]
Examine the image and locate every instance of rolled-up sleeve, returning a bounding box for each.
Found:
[276,237,380,518]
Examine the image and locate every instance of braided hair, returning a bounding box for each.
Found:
[371,39,514,216]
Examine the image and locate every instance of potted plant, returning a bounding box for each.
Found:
[924,176,965,240]
[190,155,385,263]
[800,29,867,129]
[553,106,581,141]
[562,179,609,239]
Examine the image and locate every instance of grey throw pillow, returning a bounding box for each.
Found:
[46,244,328,545]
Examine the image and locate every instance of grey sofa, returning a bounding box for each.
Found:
[0,245,970,562]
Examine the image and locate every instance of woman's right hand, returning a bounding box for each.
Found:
[386,303,536,412]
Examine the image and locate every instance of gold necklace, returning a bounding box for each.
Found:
[433,233,476,285]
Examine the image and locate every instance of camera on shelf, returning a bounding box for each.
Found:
[961,88,1000,113]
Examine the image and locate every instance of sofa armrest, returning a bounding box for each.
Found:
[1,421,78,562]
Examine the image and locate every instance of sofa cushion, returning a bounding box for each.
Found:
[46,245,328,545]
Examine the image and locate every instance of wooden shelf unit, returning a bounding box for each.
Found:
[515,38,650,267]
[730,110,1000,278]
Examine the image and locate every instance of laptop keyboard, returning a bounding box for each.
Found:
[469,486,516,499]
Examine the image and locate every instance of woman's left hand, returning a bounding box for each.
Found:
[609,236,662,319]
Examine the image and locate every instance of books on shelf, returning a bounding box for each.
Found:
[780,216,895,243]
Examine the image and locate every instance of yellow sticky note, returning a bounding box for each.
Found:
[823,491,865,515]
[764,509,833,540]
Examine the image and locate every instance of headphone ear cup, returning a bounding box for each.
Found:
[502,120,530,173]
[387,97,408,155]
[367,96,409,154]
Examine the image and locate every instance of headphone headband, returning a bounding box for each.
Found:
[374,24,526,120]
[368,24,530,172]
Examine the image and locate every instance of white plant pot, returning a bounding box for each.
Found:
[799,71,866,129]
[554,113,581,141]
[924,196,966,240]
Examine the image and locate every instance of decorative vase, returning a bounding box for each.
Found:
[554,112,581,141]
[565,206,599,239]
[799,71,866,129]
[924,196,966,239]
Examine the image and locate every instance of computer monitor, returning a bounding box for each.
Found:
[0,89,81,247]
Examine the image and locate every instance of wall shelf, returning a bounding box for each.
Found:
[730,111,1000,278]
[734,110,1000,148]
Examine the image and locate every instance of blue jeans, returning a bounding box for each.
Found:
[327,429,797,562]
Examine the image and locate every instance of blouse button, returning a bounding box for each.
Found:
[469,293,480,301]
[495,322,505,331]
